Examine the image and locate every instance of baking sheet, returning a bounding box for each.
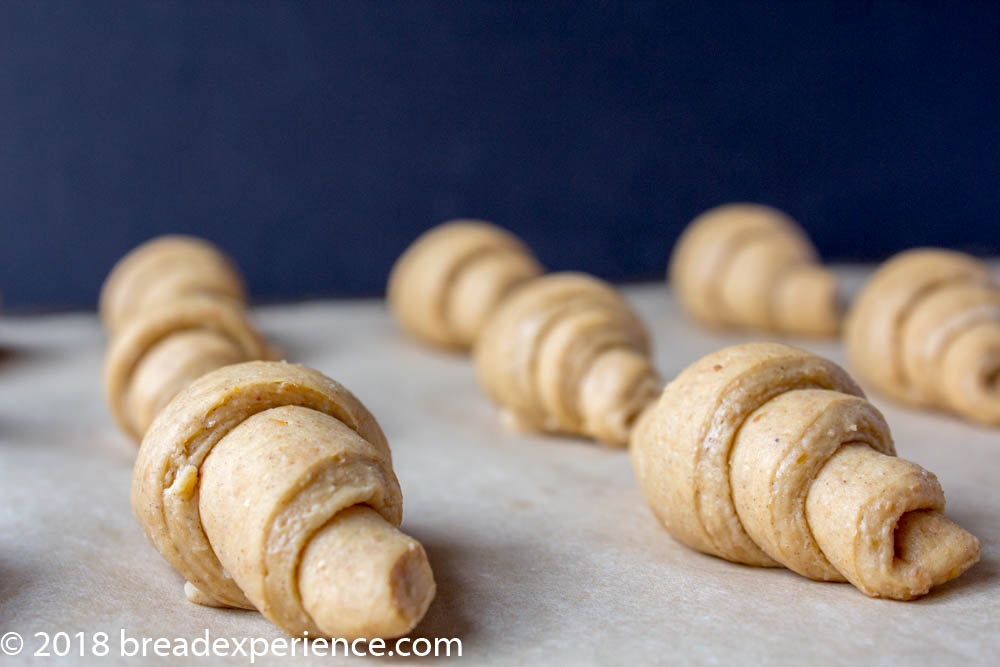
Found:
[1,270,997,665]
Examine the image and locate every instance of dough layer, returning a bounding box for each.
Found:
[631,342,979,599]
[104,294,271,441]
[99,235,245,334]
[844,248,1000,425]
[132,361,435,638]
[669,204,840,336]
[101,236,272,442]
[475,272,660,446]
[388,220,543,350]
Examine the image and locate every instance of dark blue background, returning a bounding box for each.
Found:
[2,1,998,309]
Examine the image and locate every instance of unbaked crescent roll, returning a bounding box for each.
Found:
[100,235,246,334]
[669,204,840,336]
[104,295,272,442]
[474,272,661,447]
[631,342,979,600]
[132,361,436,639]
[845,248,1000,426]
[388,220,543,350]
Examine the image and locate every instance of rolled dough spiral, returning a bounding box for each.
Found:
[101,236,273,441]
[99,235,246,334]
[669,204,840,336]
[631,342,979,599]
[845,248,1000,426]
[474,273,661,447]
[104,294,272,442]
[388,220,543,350]
[132,361,436,639]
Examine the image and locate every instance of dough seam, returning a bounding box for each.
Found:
[889,276,982,393]
[440,245,518,338]
[698,378,831,561]
[267,455,391,634]
[158,385,373,607]
[704,228,780,326]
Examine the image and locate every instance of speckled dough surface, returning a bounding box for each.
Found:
[131,361,435,639]
[631,342,979,599]
[669,203,840,336]
[845,248,1000,426]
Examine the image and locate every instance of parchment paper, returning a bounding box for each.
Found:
[1,269,997,665]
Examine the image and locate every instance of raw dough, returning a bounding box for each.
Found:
[388,220,543,350]
[103,294,271,441]
[669,203,840,336]
[844,248,1000,426]
[101,235,272,441]
[99,235,245,334]
[474,272,661,447]
[631,342,979,599]
[131,361,436,639]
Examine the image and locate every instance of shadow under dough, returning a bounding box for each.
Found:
[403,529,477,645]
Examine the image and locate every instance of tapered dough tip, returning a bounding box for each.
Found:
[773,264,842,336]
[390,541,439,627]
[579,348,661,447]
[941,325,1000,425]
[888,510,981,600]
[299,506,436,640]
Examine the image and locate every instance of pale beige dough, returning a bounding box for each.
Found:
[99,235,246,334]
[387,220,543,350]
[131,361,436,639]
[669,203,840,336]
[103,294,271,442]
[101,235,274,442]
[631,342,979,600]
[844,248,1000,426]
[474,272,661,447]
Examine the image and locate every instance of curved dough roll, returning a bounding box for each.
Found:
[132,361,436,639]
[474,273,661,447]
[631,342,979,599]
[100,235,246,334]
[104,295,272,442]
[669,204,840,336]
[388,220,543,350]
[845,248,1000,426]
